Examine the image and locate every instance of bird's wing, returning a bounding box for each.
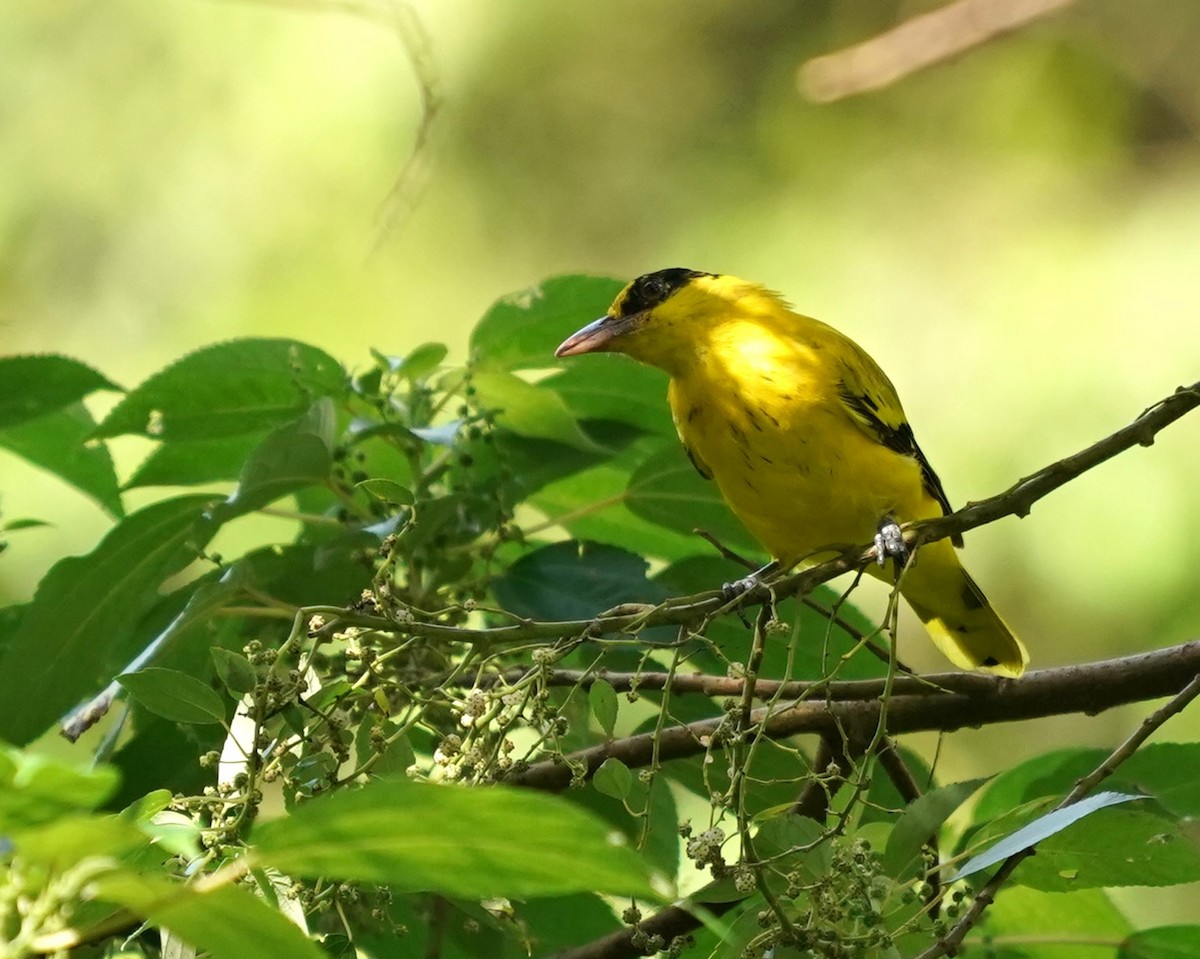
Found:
[832,341,960,539]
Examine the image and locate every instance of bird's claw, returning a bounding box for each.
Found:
[874,518,908,568]
[721,574,760,602]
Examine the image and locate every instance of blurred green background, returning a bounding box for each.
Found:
[3,0,1200,877]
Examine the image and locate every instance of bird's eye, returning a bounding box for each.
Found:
[640,276,666,299]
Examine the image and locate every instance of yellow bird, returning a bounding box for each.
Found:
[555,268,1027,676]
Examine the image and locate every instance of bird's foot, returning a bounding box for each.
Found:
[873,517,909,569]
[720,561,780,602]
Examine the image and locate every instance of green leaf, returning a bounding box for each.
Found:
[0,403,124,516]
[882,777,989,877]
[126,434,266,488]
[118,668,227,725]
[396,342,448,380]
[529,448,710,562]
[593,757,633,800]
[93,871,326,959]
[1016,805,1200,891]
[211,648,257,696]
[9,812,145,866]
[1121,926,1200,959]
[96,338,344,441]
[216,401,335,518]
[590,678,619,738]
[0,745,120,829]
[251,778,657,899]
[470,275,624,371]
[541,361,674,435]
[0,494,219,745]
[953,791,1144,881]
[491,541,669,623]
[975,743,1200,822]
[470,368,601,451]
[983,886,1132,955]
[0,355,119,429]
[625,443,759,557]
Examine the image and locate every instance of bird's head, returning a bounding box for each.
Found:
[555,268,741,373]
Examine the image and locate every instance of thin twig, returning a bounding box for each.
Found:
[799,0,1080,103]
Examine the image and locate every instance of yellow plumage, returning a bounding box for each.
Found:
[556,269,1028,676]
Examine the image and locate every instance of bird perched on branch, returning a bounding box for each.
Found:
[555,268,1027,676]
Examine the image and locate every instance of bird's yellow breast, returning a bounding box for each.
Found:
[668,317,935,565]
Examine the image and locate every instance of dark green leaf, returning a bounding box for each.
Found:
[1,518,50,532]
[0,403,124,516]
[590,678,619,738]
[593,757,633,800]
[126,434,266,488]
[211,648,257,696]
[0,355,119,429]
[0,494,219,745]
[471,369,601,451]
[1121,926,1200,959]
[626,443,759,556]
[93,871,326,959]
[491,541,669,623]
[96,338,344,440]
[118,668,227,725]
[252,778,657,899]
[216,401,335,518]
[882,778,989,877]
[470,275,624,371]
[953,791,1144,882]
[1015,805,1200,891]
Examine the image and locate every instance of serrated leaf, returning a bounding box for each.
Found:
[93,871,326,959]
[1121,926,1200,959]
[951,791,1144,882]
[211,649,257,697]
[0,403,124,516]
[251,778,657,899]
[590,678,618,738]
[470,369,601,451]
[470,275,624,371]
[118,668,227,725]
[96,339,344,441]
[0,494,219,746]
[592,757,633,800]
[491,541,669,623]
[0,355,119,429]
[882,777,989,877]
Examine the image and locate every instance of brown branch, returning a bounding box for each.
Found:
[503,641,1200,791]
[799,0,1079,103]
[915,671,1200,959]
[352,379,1200,648]
[481,666,1001,700]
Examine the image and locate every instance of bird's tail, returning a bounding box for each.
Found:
[893,539,1028,677]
